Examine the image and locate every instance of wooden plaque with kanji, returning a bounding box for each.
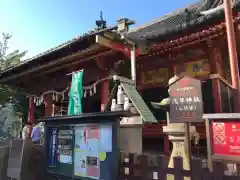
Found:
[169,76,203,123]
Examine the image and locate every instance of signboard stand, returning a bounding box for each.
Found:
[169,76,204,123]
[164,76,203,178]
[0,146,9,180]
[205,118,213,172]
[163,115,195,180]
[184,123,192,169]
[203,113,240,173]
[39,111,129,180]
[7,139,33,180]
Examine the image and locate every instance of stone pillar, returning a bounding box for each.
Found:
[163,112,196,180]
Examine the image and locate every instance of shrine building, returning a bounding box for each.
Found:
[0,0,240,155]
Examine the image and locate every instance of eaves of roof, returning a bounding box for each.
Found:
[127,0,240,42]
[0,23,123,77]
[0,31,94,75]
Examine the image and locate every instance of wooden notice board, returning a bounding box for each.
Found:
[169,76,203,123]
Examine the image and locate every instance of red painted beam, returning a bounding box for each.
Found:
[109,42,141,58]
[95,57,105,70]
[151,16,240,52]
[96,35,141,58]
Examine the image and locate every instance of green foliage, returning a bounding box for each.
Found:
[3,50,27,69]
[0,33,29,121]
[10,89,29,121]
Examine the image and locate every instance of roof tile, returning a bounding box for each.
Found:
[127,0,240,41]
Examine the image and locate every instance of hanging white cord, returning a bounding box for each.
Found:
[29,76,112,105]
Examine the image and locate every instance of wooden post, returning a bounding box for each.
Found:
[184,123,192,169]
[205,118,213,172]
[173,157,184,180]
[164,135,170,154]
[164,111,170,154]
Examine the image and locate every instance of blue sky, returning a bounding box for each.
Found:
[0,0,197,60]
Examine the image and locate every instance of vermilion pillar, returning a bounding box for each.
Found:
[44,94,53,116]
[207,40,223,113]
[224,0,240,110]
[101,80,110,112]
[28,96,35,123]
[28,96,35,137]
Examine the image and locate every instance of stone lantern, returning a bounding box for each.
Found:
[152,74,199,180]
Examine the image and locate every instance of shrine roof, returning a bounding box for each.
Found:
[0,30,98,76]
[127,0,240,42]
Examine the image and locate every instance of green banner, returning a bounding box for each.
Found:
[68,71,83,115]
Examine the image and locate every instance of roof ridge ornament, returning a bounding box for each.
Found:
[184,8,192,23]
[96,10,107,30]
[117,18,130,37]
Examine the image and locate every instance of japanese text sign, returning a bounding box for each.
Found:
[212,122,240,157]
[169,76,203,123]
